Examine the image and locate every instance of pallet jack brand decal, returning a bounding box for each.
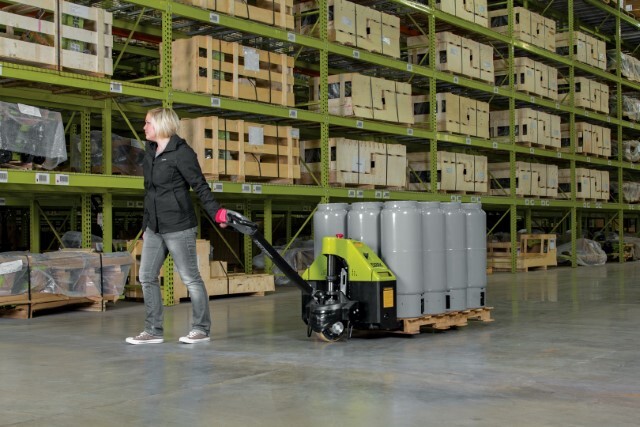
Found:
[370,262,383,268]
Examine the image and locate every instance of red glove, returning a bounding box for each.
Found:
[214,208,228,224]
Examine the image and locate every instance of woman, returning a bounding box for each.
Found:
[126,107,227,345]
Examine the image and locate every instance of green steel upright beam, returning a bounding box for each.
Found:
[81,194,92,249]
[29,200,40,253]
[264,199,273,274]
[103,193,113,253]
[162,2,173,108]
[319,0,330,203]
[569,0,578,267]
[81,110,93,250]
[103,99,112,176]
[429,0,437,194]
[616,8,625,262]
[508,0,518,273]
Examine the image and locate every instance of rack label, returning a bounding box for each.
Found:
[352,50,360,59]
[493,142,498,149]
[466,137,471,145]
[348,190,356,198]
[450,195,462,202]
[453,76,459,84]
[529,148,535,154]
[356,190,364,198]
[252,184,262,194]
[212,183,223,192]
[55,174,69,185]
[211,97,221,107]
[110,82,122,93]
[35,173,50,184]
[242,184,251,193]
[136,201,143,208]
[0,171,7,183]
[375,190,383,198]
[493,87,499,94]
[0,64,2,76]
[289,109,297,118]
[126,201,135,208]
[383,191,390,199]
[287,32,296,42]
[407,128,413,136]
[406,64,413,72]
[356,120,363,129]
[556,152,562,158]
[210,12,219,23]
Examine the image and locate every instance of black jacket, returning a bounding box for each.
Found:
[142,134,220,233]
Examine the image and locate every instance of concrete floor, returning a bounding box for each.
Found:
[1,262,639,427]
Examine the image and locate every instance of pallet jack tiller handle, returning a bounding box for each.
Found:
[220,209,315,296]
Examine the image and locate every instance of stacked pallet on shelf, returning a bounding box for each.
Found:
[180,116,300,183]
[494,57,558,99]
[406,32,495,83]
[558,168,610,200]
[608,52,640,82]
[0,0,113,75]
[412,93,489,138]
[489,161,559,197]
[487,234,558,272]
[171,36,294,107]
[295,0,400,58]
[557,76,610,114]
[489,7,556,51]
[176,0,294,30]
[490,108,562,150]
[299,138,407,188]
[310,73,414,124]
[126,239,275,302]
[436,0,489,27]
[560,122,612,157]
[0,251,132,318]
[556,31,606,70]
[406,151,488,194]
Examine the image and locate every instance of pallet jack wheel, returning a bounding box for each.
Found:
[315,322,346,342]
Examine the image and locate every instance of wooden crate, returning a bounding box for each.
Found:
[558,168,595,199]
[489,161,534,197]
[178,0,294,30]
[490,108,555,148]
[295,0,356,47]
[487,234,557,272]
[407,151,487,193]
[556,31,606,70]
[437,0,488,27]
[59,1,113,75]
[300,138,407,188]
[181,116,300,182]
[558,77,608,114]
[311,73,413,124]
[495,57,557,99]
[354,2,400,58]
[407,33,494,84]
[0,1,113,75]
[171,36,294,107]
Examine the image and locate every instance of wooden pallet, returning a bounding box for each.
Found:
[397,307,493,335]
[171,36,294,107]
[0,293,112,319]
[0,1,113,75]
[178,0,294,30]
[181,116,300,182]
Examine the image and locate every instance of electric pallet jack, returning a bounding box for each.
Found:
[223,210,399,341]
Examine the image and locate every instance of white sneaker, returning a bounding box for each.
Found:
[179,330,210,344]
[126,331,164,345]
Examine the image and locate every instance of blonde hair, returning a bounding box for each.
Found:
[147,107,180,138]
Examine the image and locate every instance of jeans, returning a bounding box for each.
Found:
[139,227,211,336]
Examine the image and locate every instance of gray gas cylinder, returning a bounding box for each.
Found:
[381,200,423,318]
[463,203,487,308]
[347,202,382,255]
[442,201,467,311]
[419,202,447,315]
[313,203,349,258]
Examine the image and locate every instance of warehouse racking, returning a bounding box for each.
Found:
[2,0,640,303]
